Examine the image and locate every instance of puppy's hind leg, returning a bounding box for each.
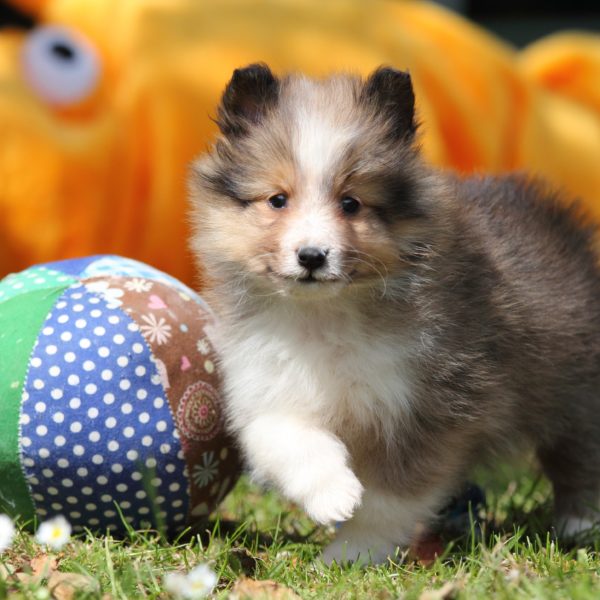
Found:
[538,436,600,541]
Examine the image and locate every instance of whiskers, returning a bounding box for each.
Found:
[344,248,390,299]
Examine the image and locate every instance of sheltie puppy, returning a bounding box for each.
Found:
[189,64,600,564]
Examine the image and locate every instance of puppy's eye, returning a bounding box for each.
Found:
[268,194,288,210]
[341,196,360,215]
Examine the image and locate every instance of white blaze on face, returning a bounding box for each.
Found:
[279,83,357,278]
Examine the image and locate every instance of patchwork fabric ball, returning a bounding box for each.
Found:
[0,255,239,537]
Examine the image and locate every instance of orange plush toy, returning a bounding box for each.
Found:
[1,0,600,285]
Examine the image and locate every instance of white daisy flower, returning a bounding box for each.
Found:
[165,563,217,599]
[124,278,153,293]
[35,515,72,550]
[0,514,16,553]
[140,313,172,345]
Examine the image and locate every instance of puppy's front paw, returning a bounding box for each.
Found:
[302,466,363,524]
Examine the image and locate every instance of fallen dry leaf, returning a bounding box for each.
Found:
[30,555,58,580]
[229,577,302,600]
[48,571,99,600]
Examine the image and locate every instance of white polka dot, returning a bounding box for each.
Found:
[121,402,132,414]
[47,487,59,496]
[73,444,85,456]
[50,389,63,400]
[67,374,80,386]
[90,309,102,318]
[79,337,91,348]
[64,351,76,363]
[42,326,54,336]
[123,427,135,438]
[21,437,32,447]
[121,501,131,510]
[89,518,99,526]
[131,471,142,481]
[105,417,117,428]
[126,449,138,460]
[36,425,48,436]
[73,303,84,312]
[89,431,101,442]
[20,413,30,425]
[156,420,167,432]
[66,497,77,505]
[174,514,185,522]
[139,413,150,424]
[57,314,69,324]
[33,379,45,390]
[107,440,119,452]
[30,357,42,368]
[119,379,131,391]
[69,512,81,520]
[166,464,176,474]
[104,510,116,518]
[35,401,46,413]
[103,393,115,405]
[45,345,58,356]
[98,346,110,358]
[172,499,183,507]
[169,482,180,492]
[88,407,99,419]
[49,365,61,377]
[54,435,66,447]
[151,477,162,487]
[101,369,113,381]
[137,389,148,400]
[23,457,35,467]
[132,343,144,354]
[75,319,87,329]
[153,397,164,409]
[82,487,93,495]
[57,458,69,468]
[138,508,150,515]
[89,296,100,305]
[128,323,139,332]
[135,365,146,377]
[94,326,106,336]
[33,493,45,502]
[70,422,82,433]
[108,316,120,325]
[60,331,72,342]
[146,458,157,469]
[142,435,153,447]
[85,383,97,395]
[77,467,88,477]
[69,398,81,409]
[85,504,97,511]
[97,475,108,485]
[155,496,166,505]
[111,463,123,474]
[62,479,73,487]
[117,356,128,368]
[56,301,67,310]
[151,374,161,385]
[116,483,128,493]
[83,360,95,371]
[135,490,147,500]
[92,454,104,464]
[71,292,83,300]
[113,334,125,345]
[52,412,65,423]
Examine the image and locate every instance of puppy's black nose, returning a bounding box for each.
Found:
[297,246,328,271]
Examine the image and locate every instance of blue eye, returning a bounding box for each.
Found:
[341,196,360,215]
[268,194,288,209]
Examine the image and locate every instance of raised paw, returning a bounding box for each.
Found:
[302,466,364,524]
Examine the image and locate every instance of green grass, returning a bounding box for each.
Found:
[2,460,600,599]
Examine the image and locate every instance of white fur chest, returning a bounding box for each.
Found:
[217,302,413,441]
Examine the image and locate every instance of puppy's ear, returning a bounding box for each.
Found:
[217,63,280,136]
[362,67,417,140]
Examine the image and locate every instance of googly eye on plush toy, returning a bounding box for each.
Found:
[21,25,101,105]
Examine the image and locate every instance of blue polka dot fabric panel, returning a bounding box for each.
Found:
[20,283,190,536]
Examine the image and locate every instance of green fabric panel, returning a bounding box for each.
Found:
[0,267,76,303]
[0,284,71,521]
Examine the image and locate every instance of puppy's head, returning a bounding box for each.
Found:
[190,64,446,302]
